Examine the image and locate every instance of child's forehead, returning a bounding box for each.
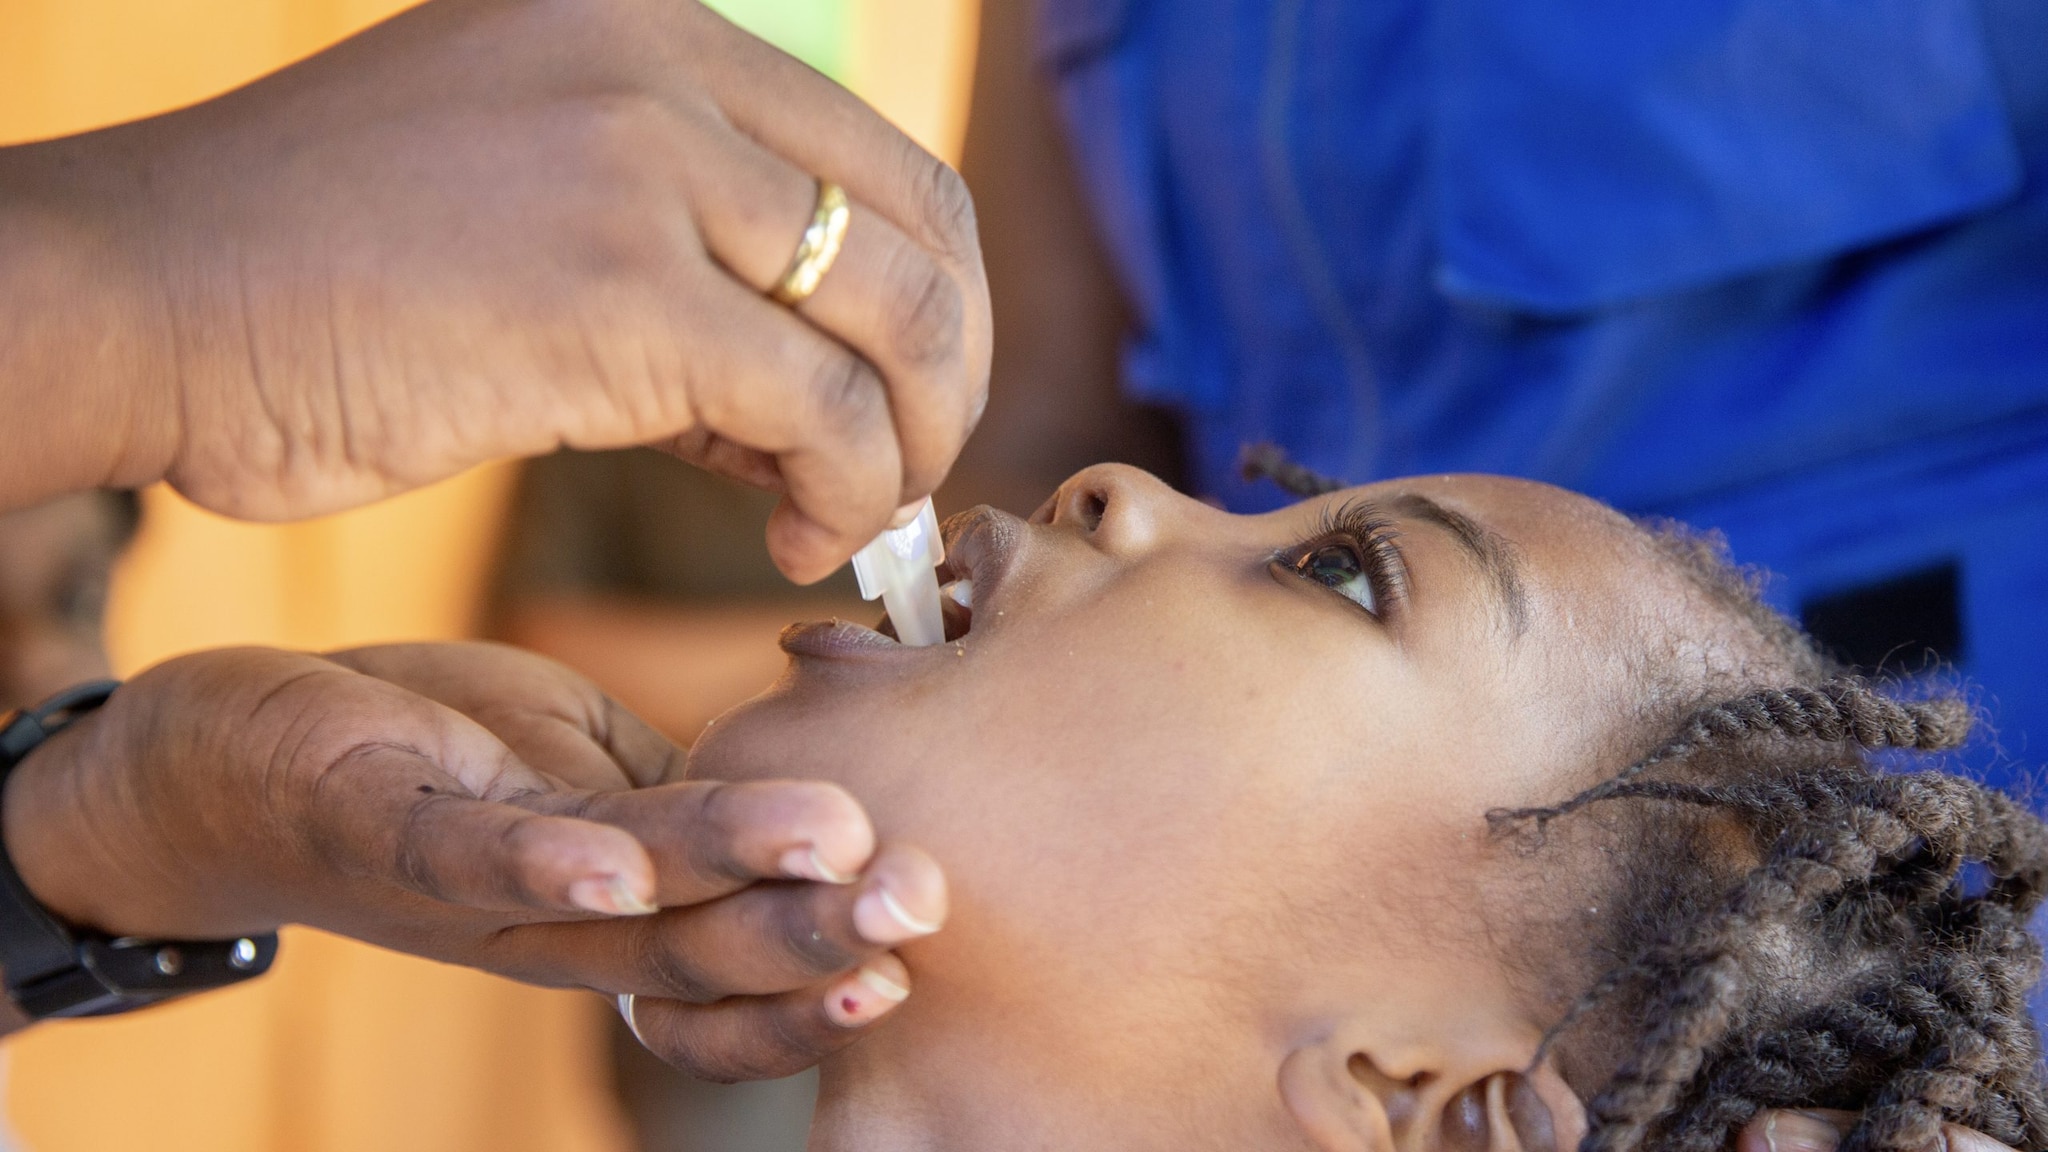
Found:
[1287,474,1640,544]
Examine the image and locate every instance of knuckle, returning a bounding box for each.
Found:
[691,780,738,828]
[636,931,721,1004]
[803,353,886,446]
[392,790,460,901]
[681,784,759,886]
[496,817,546,902]
[879,252,966,376]
[907,156,979,263]
[682,363,749,438]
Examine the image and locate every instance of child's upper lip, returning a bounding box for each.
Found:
[937,505,1024,610]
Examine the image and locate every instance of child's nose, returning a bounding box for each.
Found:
[1036,464,1177,557]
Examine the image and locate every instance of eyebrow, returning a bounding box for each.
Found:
[1388,493,1529,639]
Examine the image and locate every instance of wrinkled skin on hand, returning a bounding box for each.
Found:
[0,0,990,582]
[0,643,947,1079]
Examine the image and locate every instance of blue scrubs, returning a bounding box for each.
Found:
[1036,0,2048,788]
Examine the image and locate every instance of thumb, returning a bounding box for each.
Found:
[311,742,658,917]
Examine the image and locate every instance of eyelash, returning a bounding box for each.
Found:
[1274,501,1409,618]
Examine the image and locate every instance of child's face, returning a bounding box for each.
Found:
[689,465,1728,1152]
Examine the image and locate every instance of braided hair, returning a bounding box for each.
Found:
[1242,447,2048,1152]
[1496,549,2048,1152]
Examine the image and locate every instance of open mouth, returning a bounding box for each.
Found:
[780,506,1022,660]
[876,578,973,644]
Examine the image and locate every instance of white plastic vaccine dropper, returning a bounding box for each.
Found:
[851,497,946,646]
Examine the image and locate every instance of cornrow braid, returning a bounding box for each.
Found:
[1490,681,1974,837]
[1494,576,2048,1152]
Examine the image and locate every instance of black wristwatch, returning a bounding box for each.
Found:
[0,681,277,1019]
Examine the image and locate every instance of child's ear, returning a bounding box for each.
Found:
[1279,1039,1587,1152]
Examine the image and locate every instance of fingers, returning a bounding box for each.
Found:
[596,694,686,788]
[321,642,683,790]
[654,273,903,583]
[520,778,879,907]
[313,742,658,916]
[652,12,988,581]
[622,951,913,1082]
[684,124,975,503]
[692,9,984,272]
[483,842,946,1000]
[624,842,944,1000]
[698,16,992,438]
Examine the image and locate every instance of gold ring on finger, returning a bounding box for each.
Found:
[769,180,851,307]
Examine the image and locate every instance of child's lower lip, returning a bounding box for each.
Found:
[778,618,924,661]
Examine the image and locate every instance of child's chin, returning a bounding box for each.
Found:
[677,691,788,783]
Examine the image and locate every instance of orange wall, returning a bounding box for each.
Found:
[0,1,977,1148]
[848,0,979,166]
[0,0,429,146]
[0,0,979,161]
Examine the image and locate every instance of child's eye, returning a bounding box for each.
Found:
[1276,499,1407,620]
[1293,543,1377,614]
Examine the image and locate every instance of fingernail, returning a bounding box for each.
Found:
[778,845,854,885]
[1767,1111,1842,1152]
[888,501,925,529]
[570,874,657,916]
[616,994,649,1046]
[853,884,942,944]
[858,965,911,1002]
[825,966,910,1028]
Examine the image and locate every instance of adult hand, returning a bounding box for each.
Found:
[1,643,948,1080]
[0,0,990,584]
[1738,1109,2015,1152]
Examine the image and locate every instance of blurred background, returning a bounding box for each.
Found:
[0,1,980,1149]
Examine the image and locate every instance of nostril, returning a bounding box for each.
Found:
[1077,490,1107,533]
[1047,465,1162,553]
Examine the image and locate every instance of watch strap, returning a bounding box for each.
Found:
[0,681,120,991]
[0,680,278,1019]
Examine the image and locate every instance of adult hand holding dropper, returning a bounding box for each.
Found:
[0,0,981,1077]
